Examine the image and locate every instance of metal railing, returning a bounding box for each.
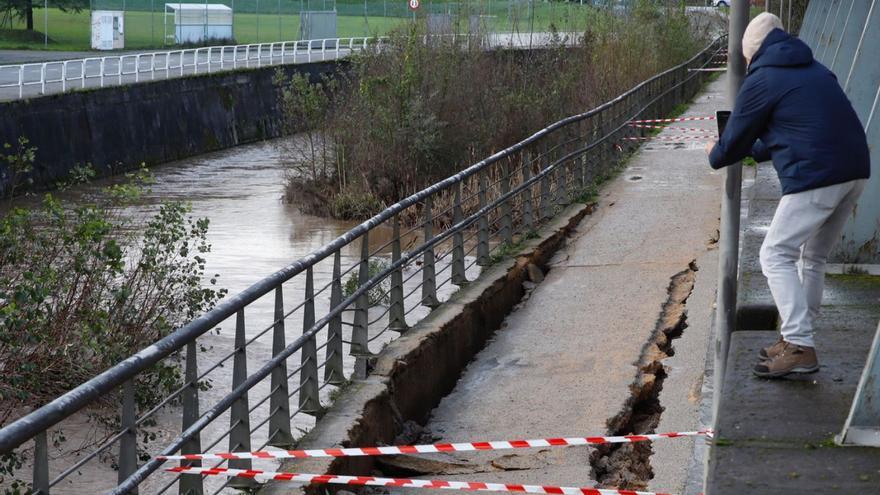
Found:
[0,32,577,102]
[0,36,724,495]
[0,37,383,101]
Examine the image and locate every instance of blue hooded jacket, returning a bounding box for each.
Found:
[709,28,870,195]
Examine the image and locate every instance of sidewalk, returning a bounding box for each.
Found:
[706,162,880,494]
[383,76,729,494]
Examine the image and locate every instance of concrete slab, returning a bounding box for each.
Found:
[708,149,880,494]
[408,76,728,491]
[708,301,880,495]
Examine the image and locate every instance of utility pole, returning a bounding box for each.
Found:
[712,0,749,430]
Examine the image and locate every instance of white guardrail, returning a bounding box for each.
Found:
[0,32,577,101]
[0,37,385,100]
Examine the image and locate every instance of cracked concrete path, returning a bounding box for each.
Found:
[403,76,730,492]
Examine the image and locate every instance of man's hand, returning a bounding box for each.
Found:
[705,140,717,155]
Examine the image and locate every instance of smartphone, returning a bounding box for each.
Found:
[716,110,731,137]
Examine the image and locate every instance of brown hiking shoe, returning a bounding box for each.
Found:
[758,336,786,359]
[753,343,819,378]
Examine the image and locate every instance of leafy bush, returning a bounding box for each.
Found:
[331,190,385,220]
[0,137,35,199]
[0,145,226,491]
[343,258,390,306]
[277,3,710,219]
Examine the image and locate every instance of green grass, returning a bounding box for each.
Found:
[0,2,595,51]
[0,9,405,50]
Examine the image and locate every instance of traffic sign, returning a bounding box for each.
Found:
[409,0,420,11]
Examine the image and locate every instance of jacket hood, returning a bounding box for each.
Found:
[748,29,813,73]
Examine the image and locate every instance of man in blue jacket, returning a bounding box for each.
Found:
[707,13,870,378]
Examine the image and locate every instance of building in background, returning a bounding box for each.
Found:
[799,0,880,263]
[90,10,125,50]
[164,3,234,44]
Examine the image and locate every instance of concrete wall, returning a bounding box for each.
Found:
[0,60,344,196]
[800,0,880,263]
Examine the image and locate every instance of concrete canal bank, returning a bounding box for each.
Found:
[0,60,343,196]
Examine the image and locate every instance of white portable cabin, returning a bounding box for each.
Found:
[164,3,233,45]
[91,10,125,50]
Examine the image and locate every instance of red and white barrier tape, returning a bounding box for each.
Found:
[157,430,712,461]
[623,135,715,142]
[628,116,715,124]
[628,124,711,132]
[166,466,678,495]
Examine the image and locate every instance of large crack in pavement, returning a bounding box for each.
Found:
[589,261,698,490]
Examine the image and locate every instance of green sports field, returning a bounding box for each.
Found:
[0,1,595,51]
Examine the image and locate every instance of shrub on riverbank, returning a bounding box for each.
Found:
[278,2,711,219]
[0,147,226,484]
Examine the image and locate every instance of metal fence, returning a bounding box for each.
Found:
[0,37,381,100]
[2,0,600,50]
[0,32,575,101]
[0,35,724,495]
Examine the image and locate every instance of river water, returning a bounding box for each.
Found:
[6,136,479,494]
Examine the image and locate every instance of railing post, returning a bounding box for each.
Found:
[118,380,138,493]
[268,286,294,447]
[451,181,468,285]
[597,110,609,175]
[476,171,491,266]
[500,160,513,244]
[228,309,256,489]
[521,153,534,234]
[577,122,587,193]
[389,214,409,332]
[554,157,568,209]
[325,251,345,385]
[421,196,440,308]
[351,232,372,380]
[33,430,49,495]
[180,342,203,495]
[539,146,552,222]
[300,267,323,415]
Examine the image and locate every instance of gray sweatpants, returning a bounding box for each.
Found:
[759,178,868,348]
